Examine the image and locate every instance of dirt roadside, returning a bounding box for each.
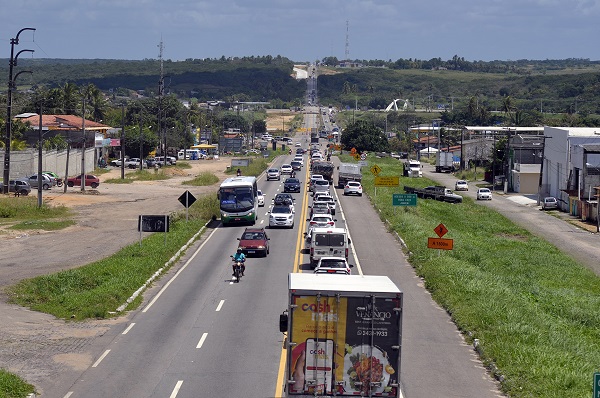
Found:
[0,159,231,395]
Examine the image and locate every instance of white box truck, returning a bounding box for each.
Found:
[279,273,403,397]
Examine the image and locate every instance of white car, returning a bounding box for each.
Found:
[295,142,301,147]
[455,180,469,191]
[293,156,304,165]
[280,164,293,174]
[308,214,336,229]
[313,196,337,215]
[477,188,492,200]
[257,190,265,207]
[269,205,295,228]
[343,181,363,196]
[314,256,352,275]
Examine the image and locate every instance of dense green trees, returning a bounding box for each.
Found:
[340,120,389,153]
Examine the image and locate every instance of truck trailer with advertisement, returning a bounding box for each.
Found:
[279,273,403,397]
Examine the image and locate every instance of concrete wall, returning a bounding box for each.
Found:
[0,147,96,180]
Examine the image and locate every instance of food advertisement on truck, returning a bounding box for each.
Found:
[288,295,401,396]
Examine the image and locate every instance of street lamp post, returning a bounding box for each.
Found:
[3,27,35,194]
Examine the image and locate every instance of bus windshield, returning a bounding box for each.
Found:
[220,187,254,212]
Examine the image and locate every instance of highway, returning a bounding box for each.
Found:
[47,108,502,398]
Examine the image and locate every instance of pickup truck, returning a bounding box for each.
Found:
[404,185,463,203]
[110,158,142,168]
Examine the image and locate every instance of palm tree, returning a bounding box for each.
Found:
[502,96,515,124]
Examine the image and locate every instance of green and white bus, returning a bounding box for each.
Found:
[218,176,258,226]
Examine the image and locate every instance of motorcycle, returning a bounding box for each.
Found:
[230,256,245,282]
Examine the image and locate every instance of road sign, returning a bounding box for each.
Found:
[138,215,170,233]
[393,193,417,206]
[370,164,382,176]
[434,223,448,238]
[594,373,600,398]
[354,153,361,160]
[357,161,368,167]
[360,153,367,160]
[374,176,399,187]
[428,237,454,250]
[178,190,197,208]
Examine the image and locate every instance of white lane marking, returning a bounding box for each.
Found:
[215,300,225,312]
[196,332,208,349]
[332,187,363,276]
[63,392,73,398]
[122,323,135,335]
[260,219,265,224]
[92,349,111,368]
[169,380,184,398]
[142,227,219,313]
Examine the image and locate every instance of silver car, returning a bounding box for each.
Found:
[266,168,281,181]
[542,196,558,210]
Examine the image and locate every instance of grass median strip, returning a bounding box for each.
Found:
[353,155,600,398]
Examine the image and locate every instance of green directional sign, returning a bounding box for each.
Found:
[393,193,417,206]
[594,372,600,398]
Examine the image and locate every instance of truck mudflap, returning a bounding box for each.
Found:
[287,293,402,397]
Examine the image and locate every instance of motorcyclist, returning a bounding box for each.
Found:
[236,168,242,177]
[232,248,246,276]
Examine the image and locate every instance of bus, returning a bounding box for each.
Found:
[218,176,258,226]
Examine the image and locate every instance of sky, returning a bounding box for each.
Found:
[2,0,600,63]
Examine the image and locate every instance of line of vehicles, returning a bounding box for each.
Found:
[1,172,101,195]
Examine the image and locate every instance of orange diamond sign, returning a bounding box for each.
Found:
[434,223,448,238]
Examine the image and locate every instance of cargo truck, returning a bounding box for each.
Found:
[435,152,456,173]
[402,160,422,177]
[279,273,403,397]
[311,161,335,182]
[336,163,362,188]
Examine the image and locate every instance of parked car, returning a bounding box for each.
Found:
[314,256,352,275]
[269,205,295,228]
[67,174,100,188]
[43,171,63,187]
[455,180,469,191]
[343,181,363,196]
[266,168,281,181]
[542,196,558,210]
[280,164,293,174]
[0,179,32,195]
[283,178,301,193]
[476,188,492,200]
[257,190,265,207]
[237,227,270,257]
[25,174,53,190]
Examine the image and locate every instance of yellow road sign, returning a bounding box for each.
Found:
[374,176,399,187]
[354,153,361,160]
[370,164,382,176]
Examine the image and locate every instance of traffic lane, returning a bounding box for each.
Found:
[336,184,502,398]
[420,165,600,274]
[62,214,299,397]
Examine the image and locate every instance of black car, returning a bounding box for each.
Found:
[274,193,295,207]
[283,178,301,193]
[290,161,302,171]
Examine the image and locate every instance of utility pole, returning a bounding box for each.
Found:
[37,101,43,208]
[81,98,86,191]
[158,39,165,158]
[121,103,126,178]
[3,27,35,194]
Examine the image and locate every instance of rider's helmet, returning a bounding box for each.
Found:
[237,248,242,253]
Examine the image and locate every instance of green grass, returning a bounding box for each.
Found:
[6,194,220,320]
[225,150,286,177]
[0,369,35,398]
[104,169,170,183]
[9,219,75,230]
[182,172,219,186]
[353,155,600,398]
[0,197,71,223]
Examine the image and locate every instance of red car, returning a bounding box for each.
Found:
[237,227,270,257]
[67,174,100,188]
